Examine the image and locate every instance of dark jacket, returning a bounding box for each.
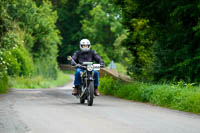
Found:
[71,50,105,66]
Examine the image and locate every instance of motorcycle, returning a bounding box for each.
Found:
[67,56,103,106]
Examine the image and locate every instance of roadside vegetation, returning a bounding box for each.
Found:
[99,76,200,113]
[0,0,61,91]
[10,71,70,89]
[97,0,200,113]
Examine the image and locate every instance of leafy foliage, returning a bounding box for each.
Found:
[79,0,125,61]
[114,0,200,82]
[91,44,111,66]
[51,0,126,65]
[0,0,61,92]
[49,0,83,63]
[0,2,17,91]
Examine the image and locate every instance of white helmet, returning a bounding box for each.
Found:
[80,39,91,52]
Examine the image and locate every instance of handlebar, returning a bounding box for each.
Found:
[100,65,105,68]
[72,64,104,69]
[68,56,104,69]
[75,64,87,69]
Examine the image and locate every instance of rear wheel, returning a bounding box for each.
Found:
[87,81,94,106]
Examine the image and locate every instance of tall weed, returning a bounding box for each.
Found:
[0,74,8,93]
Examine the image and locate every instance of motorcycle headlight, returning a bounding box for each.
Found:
[87,65,94,71]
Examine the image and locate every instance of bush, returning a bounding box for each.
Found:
[0,0,61,92]
[171,89,200,113]
[3,46,34,77]
[5,0,61,79]
[33,57,58,80]
[149,85,181,107]
[99,76,118,95]
[0,73,9,93]
[99,76,200,113]
[3,50,21,76]
[12,46,34,76]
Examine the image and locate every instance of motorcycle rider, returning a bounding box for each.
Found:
[70,39,105,96]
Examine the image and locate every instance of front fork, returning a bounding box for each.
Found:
[81,71,94,86]
[80,71,94,97]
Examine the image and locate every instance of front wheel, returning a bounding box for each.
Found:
[80,98,85,104]
[87,81,94,106]
[79,86,85,104]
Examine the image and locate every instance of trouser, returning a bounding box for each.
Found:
[74,68,99,87]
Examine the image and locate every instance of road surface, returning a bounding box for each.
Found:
[0,75,200,133]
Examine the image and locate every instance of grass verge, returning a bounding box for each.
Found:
[99,76,200,113]
[0,75,9,93]
[62,70,75,75]
[9,71,71,89]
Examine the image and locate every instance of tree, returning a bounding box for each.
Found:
[114,0,200,82]
[79,0,125,61]
[51,0,126,65]
[49,0,83,63]
[0,0,61,80]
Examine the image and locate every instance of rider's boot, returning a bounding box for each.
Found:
[94,86,100,96]
[72,86,79,95]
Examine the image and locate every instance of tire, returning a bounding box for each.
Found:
[87,81,94,106]
[80,98,85,104]
[79,86,85,104]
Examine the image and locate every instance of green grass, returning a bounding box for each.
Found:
[62,70,75,75]
[9,70,71,89]
[99,76,200,113]
[0,75,9,93]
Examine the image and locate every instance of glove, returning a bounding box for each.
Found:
[100,64,105,68]
[75,64,81,67]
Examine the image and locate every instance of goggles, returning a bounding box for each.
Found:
[81,44,90,47]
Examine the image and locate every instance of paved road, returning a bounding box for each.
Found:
[0,76,200,133]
